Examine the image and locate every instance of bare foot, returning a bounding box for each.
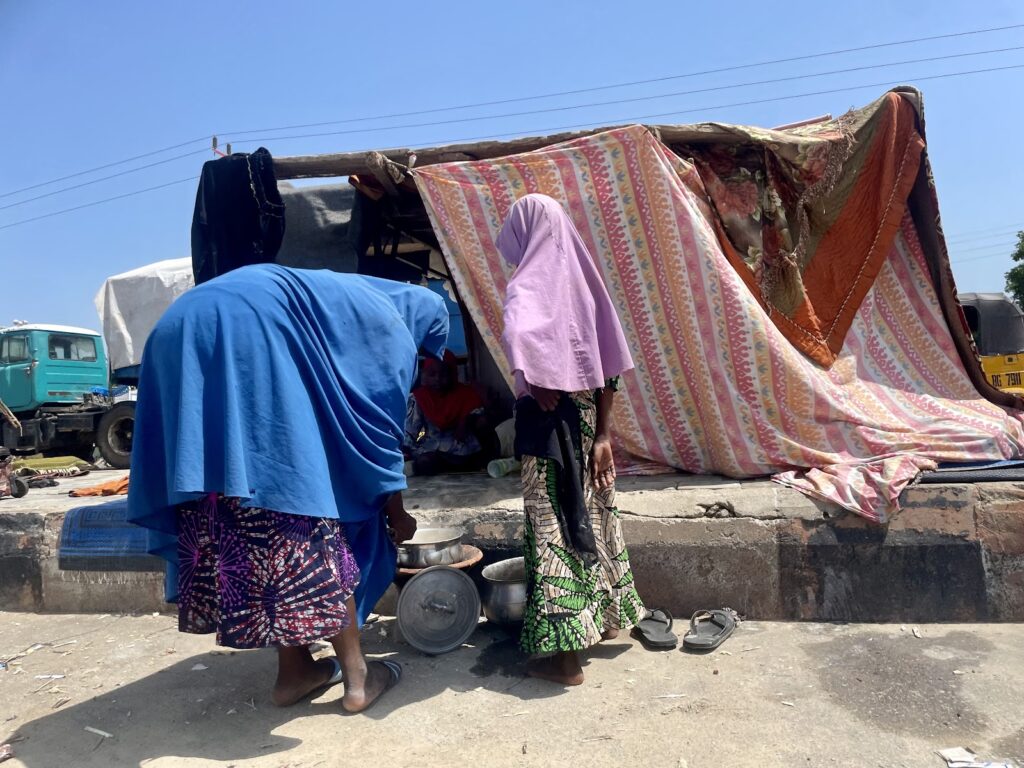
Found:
[272,657,341,707]
[342,660,399,713]
[601,628,619,641]
[526,653,584,686]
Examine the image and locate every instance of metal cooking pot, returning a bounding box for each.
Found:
[396,527,464,569]
[481,556,527,625]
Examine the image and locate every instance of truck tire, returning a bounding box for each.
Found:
[10,475,28,499]
[96,401,135,470]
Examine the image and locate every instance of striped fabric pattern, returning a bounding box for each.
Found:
[414,125,1024,521]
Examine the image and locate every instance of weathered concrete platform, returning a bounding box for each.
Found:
[2,470,1024,621]
[0,473,165,614]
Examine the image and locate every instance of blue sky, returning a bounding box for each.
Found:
[1,1,1022,330]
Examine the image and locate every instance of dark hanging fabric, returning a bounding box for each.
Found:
[190,147,286,285]
[349,190,378,261]
[513,394,599,568]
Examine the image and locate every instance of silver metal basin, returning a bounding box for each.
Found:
[396,527,463,569]
[481,556,528,625]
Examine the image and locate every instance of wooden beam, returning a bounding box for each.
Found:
[365,151,401,196]
[274,113,866,180]
[654,124,753,146]
[272,125,628,180]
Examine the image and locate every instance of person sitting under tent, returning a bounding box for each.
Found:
[403,351,498,475]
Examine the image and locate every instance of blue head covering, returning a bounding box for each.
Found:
[127,264,448,622]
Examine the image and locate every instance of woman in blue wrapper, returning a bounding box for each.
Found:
[127,264,448,714]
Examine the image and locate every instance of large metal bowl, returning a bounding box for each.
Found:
[481,556,528,625]
[396,527,464,569]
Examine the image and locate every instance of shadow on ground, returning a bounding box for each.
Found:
[8,620,576,767]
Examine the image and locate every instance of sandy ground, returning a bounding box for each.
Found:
[1,613,1022,768]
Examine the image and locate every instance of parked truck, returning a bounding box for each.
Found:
[0,324,135,468]
[0,258,193,470]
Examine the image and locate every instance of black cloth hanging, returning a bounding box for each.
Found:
[190,147,286,285]
[513,395,599,568]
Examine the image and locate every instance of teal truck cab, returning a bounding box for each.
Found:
[0,324,133,468]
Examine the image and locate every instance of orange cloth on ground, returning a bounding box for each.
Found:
[69,475,130,497]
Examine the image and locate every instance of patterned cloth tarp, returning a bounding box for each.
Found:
[414,120,1024,522]
[688,92,925,367]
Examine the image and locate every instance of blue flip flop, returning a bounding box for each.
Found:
[276,656,344,707]
[342,660,402,715]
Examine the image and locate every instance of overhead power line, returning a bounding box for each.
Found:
[3,63,1023,232]
[0,148,210,212]
[217,46,1024,147]
[946,230,1024,246]
[951,252,1017,265]
[4,21,1022,202]
[946,223,1024,242]
[0,136,209,200]
[11,45,1023,211]
[220,22,1024,137]
[224,63,1024,149]
[0,177,198,231]
[949,240,1019,255]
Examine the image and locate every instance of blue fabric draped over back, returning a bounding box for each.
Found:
[127,265,448,624]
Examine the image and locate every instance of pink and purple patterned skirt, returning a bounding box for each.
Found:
[176,494,360,649]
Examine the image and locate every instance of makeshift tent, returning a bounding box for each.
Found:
[95,258,194,372]
[261,87,1024,522]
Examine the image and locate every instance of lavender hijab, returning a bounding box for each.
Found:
[497,194,634,394]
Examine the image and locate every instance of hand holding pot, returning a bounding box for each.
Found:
[384,492,418,543]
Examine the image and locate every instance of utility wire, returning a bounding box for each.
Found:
[946,223,1024,242]
[946,230,1024,245]
[951,252,1017,265]
[0,137,209,200]
[4,63,1023,231]
[0,177,198,231]
[10,44,1022,211]
[0,148,210,212]
[220,22,1024,136]
[5,21,1022,201]
[950,241,1015,257]
[225,63,1024,148]
[221,48,1024,145]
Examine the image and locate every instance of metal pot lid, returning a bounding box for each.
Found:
[396,565,480,655]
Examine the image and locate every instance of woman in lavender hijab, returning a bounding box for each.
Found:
[497,194,647,685]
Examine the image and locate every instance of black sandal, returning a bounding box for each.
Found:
[630,608,678,650]
[682,609,737,652]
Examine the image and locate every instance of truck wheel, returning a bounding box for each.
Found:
[96,401,135,470]
[10,475,28,498]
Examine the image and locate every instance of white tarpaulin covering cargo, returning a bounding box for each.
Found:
[95,258,194,371]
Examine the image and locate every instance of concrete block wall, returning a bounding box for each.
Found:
[0,510,165,614]
[2,475,1023,621]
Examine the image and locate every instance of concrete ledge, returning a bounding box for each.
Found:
[0,474,165,614]
[2,472,1023,620]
